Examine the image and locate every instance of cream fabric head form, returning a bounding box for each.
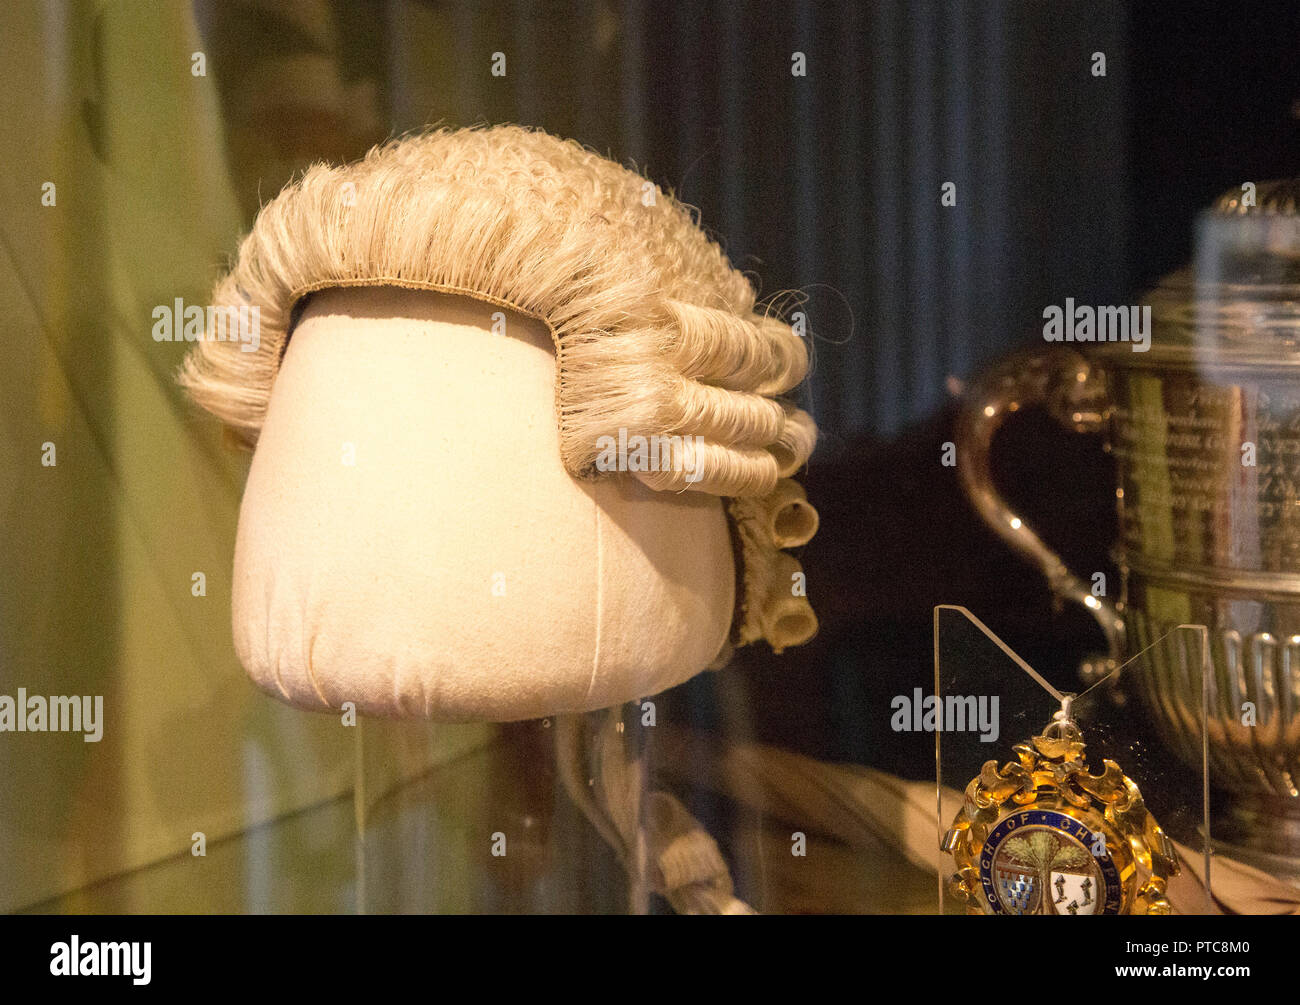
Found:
[181,124,818,720]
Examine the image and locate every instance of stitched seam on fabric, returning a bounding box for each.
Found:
[584,488,605,703]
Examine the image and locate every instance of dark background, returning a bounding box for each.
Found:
[643,0,1300,810]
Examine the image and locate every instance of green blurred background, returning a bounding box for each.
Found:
[0,0,613,914]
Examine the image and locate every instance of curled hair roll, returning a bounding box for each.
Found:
[725,474,819,653]
[761,479,820,549]
[664,376,786,447]
[663,301,808,395]
[760,552,818,653]
[634,438,778,497]
[753,315,810,395]
[768,403,817,478]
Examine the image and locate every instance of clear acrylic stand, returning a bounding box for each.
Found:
[352,714,631,913]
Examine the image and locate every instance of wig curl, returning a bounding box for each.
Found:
[180,124,818,654]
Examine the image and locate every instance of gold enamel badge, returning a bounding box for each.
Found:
[943,701,1179,915]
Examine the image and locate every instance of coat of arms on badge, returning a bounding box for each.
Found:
[943,699,1179,916]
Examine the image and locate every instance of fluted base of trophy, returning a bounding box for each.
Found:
[1123,588,1300,888]
[1211,794,1300,886]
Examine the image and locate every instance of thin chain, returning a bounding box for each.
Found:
[1076,625,1188,701]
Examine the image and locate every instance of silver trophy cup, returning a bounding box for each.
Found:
[957,181,1300,870]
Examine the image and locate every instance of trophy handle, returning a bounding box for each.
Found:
[954,346,1124,684]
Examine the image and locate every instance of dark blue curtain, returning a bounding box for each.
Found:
[199,0,1130,451]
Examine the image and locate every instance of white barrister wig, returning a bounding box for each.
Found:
[180,124,819,655]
